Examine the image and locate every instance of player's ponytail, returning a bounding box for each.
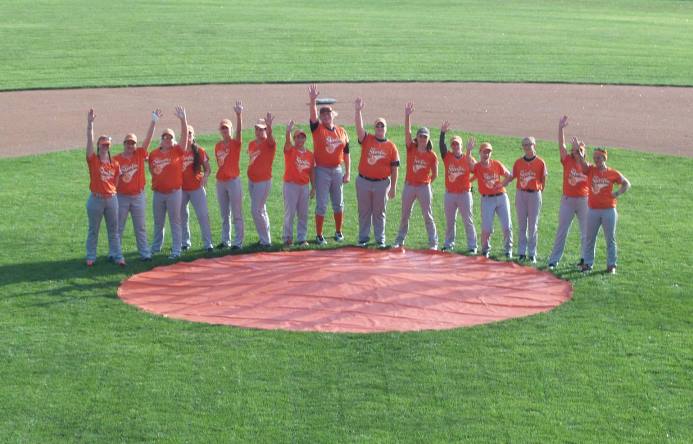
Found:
[191,138,201,173]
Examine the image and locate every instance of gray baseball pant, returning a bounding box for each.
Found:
[117,192,151,259]
[216,177,244,247]
[548,196,588,265]
[249,179,272,245]
[515,190,542,257]
[583,207,618,267]
[181,187,214,249]
[356,175,390,244]
[444,191,477,250]
[480,193,513,255]
[315,166,344,216]
[395,183,438,248]
[283,182,310,242]
[151,189,182,256]
[86,193,122,261]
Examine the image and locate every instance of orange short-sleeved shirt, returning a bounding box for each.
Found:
[512,156,547,191]
[114,147,147,195]
[405,142,437,186]
[148,145,184,193]
[87,153,120,196]
[443,152,474,193]
[561,155,589,197]
[473,160,509,195]
[215,139,242,181]
[358,134,399,180]
[311,124,348,168]
[247,138,277,182]
[182,146,208,191]
[587,166,623,209]
[284,144,314,185]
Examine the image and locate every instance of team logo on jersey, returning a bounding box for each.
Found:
[519,169,536,188]
[483,172,499,190]
[295,156,311,172]
[151,157,171,175]
[448,164,466,182]
[120,164,138,183]
[591,175,611,194]
[367,147,387,166]
[216,149,228,166]
[249,149,261,165]
[412,157,428,173]
[568,168,587,186]
[324,136,343,154]
[182,153,194,170]
[99,165,115,183]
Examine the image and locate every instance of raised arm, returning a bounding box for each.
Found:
[175,106,189,149]
[142,108,162,150]
[285,120,294,153]
[234,100,243,142]
[558,115,569,160]
[308,84,319,124]
[265,112,275,144]
[573,137,590,170]
[466,136,477,169]
[404,102,414,147]
[439,120,450,158]
[354,97,366,143]
[86,108,96,159]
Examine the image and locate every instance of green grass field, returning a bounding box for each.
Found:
[1,0,693,90]
[1,128,691,442]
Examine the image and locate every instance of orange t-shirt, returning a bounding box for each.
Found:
[358,134,399,180]
[114,147,147,195]
[473,160,509,195]
[405,142,437,185]
[561,155,589,197]
[148,145,184,193]
[283,144,314,185]
[182,146,208,191]
[215,139,242,181]
[87,153,120,196]
[512,156,547,191]
[247,138,277,182]
[587,166,623,209]
[443,152,474,193]
[311,124,348,168]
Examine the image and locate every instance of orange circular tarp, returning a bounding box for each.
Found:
[118,247,572,333]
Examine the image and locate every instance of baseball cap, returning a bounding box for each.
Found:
[450,135,463,145]
[161,128,175,138]
[219,118,233,129]
[254,119,267,129]
[97,135,112,145]
[594,147,608,159]
[374,117,387,127]
[522,136,536,146]
[123,133,137,144]
[187,125,195,135]
[480,142,493,152]
[416,127,430,137]
[294,129,306,139]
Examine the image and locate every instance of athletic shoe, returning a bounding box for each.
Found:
[548,263,556,270]
[181,245,190,251]
[168,254,180,260]
[580,264,593,273]
[86,260,94,267]
[316,235,327,245]
[441,246,452,252]
[606,265,617,274]
[505,252,513,259]
[392,243,402,249]
[206,247,214,253]
[482,251,490,258]
[230,245,241,251]
[283,239,293,247]
[116,258,126,267]
[529,256,537,264]
[357,240,368,247]
[430,246,438,251]
[576,258,585,268]
[468,248,477,255]
[334,232,344,242]
[376,241,388,249]
[298,241,310,247]
[518,254,526,261]
[216,242,229,249]
[140,256,152,262]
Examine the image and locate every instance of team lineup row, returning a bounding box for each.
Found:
[85,85,631,273]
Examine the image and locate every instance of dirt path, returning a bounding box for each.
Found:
[1,82,691,157]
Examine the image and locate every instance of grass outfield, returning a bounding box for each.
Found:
[1,0,693,90]
[0,127,691,442]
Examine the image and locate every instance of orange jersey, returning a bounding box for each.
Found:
[443,152,474,193]
[473,160,509,195]
[215,139,242,181]
[148,145,184,193]
[405,142,437,185]
[114,147,147,195]
[587,166,623,209]
[247,138,277,182]
[87,153,120,196]
[283,144,314,185]
[561,155,589,197]
[311,124,349,168]
[512,156,547,191]
[358,134,400,180]
[182,146,209,191]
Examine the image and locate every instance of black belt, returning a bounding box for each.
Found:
[520,189,539,193]
[482,193,503,197]
[359,174,387,182]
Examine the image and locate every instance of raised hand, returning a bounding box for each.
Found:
[151,108,162,123]
[87,108,96,123]
[559,115,569,129]
[405,101,415,116]
[265,112,274,128]
[441,120,450,133]
[234,100,243,114]
[308,84,319,101]
[287,119,295,132]
[466,136,476,152]
[354,97,365,111]
[175,105,187,121]
[570,136,581,150]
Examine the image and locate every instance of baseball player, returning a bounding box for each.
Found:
[471,141,513,258]
[282,120,315,246]
[548,116,589,269]
[247,112,277,247]
[354,97,400,248]
[148,106,189,260]
[439,121,477,253]
[214,101,244,250]
[114,109,161,262]
[502,136,547,263]
[393,102,438,249]
[307,84,351,245]
[180,124,214,252]
[84,109,124,267]
[578,147,631,274]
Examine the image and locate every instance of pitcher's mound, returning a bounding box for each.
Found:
[118,247,572,333]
